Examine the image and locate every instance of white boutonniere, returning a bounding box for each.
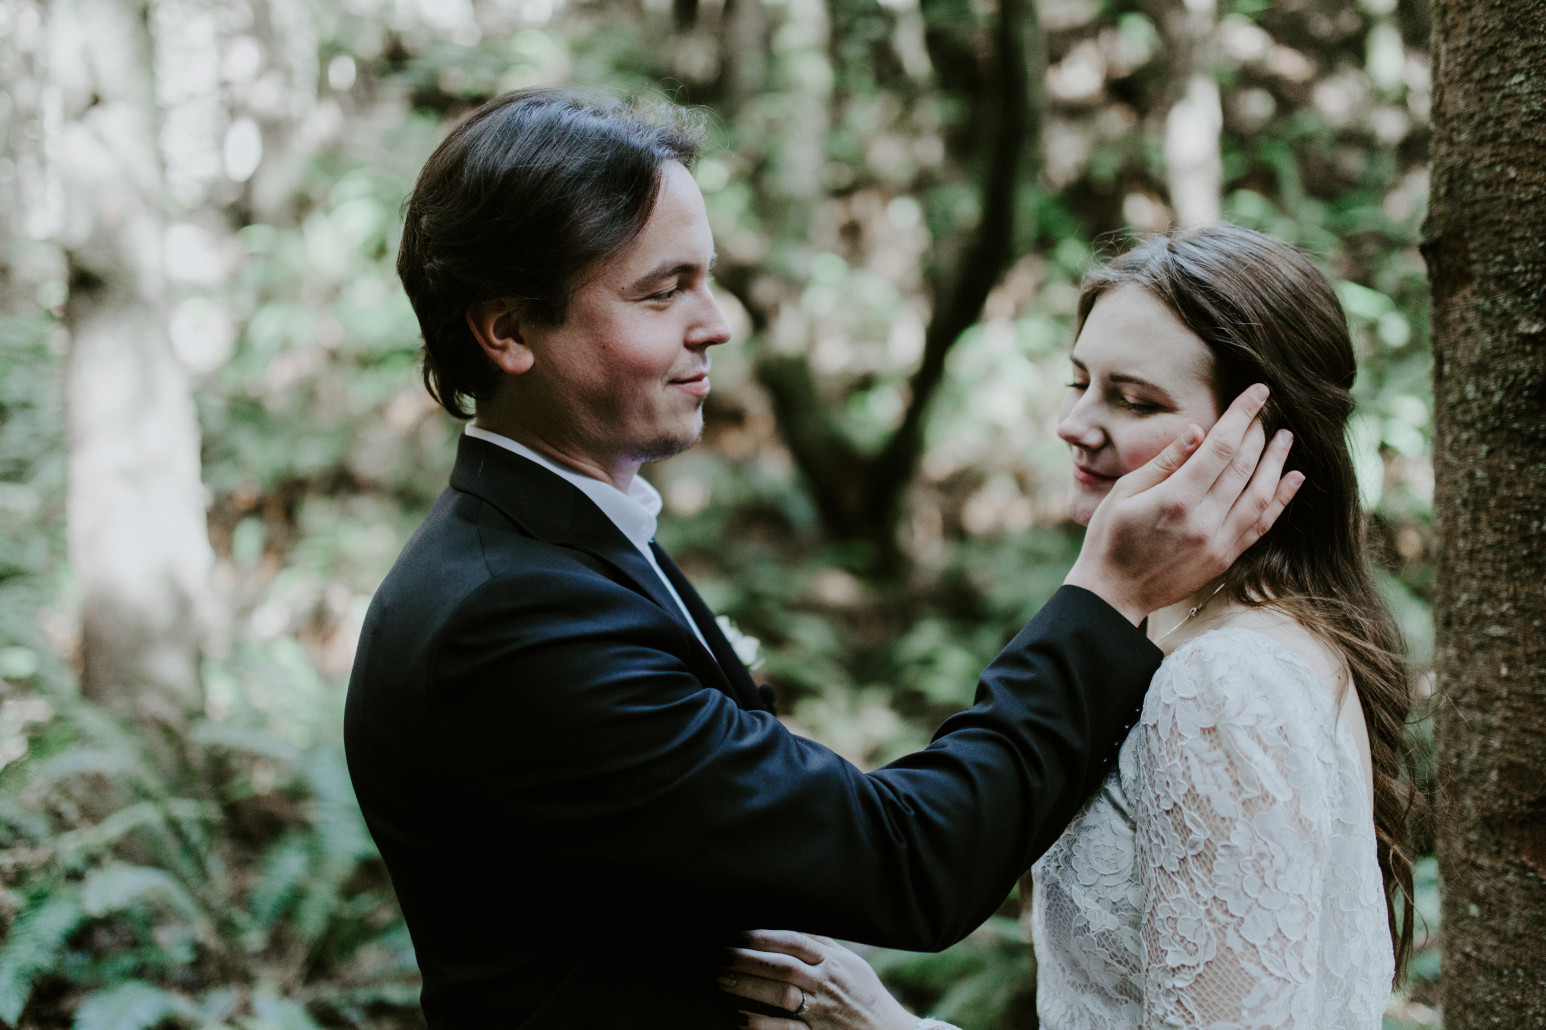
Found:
[715,615,764,671]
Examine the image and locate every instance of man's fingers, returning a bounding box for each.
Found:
[1259,471,1307,536]
[724,947,808,981]
[1220,429,1298,554]
[1224,476,1295,558]
[1193,418,1267,529]
[738,930,824,965]
[716,968,806,1015]
[1166,383,1270,500]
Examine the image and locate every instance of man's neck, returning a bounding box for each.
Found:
[471,415,638,492]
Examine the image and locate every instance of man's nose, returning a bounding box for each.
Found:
[689,288,733,349]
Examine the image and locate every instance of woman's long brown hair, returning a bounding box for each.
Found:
[1076,223,1418,978]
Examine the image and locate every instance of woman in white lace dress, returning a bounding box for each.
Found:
[716,225,1417,1030]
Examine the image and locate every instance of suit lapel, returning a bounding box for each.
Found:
[650,543,766,711]
[449,436,760,708]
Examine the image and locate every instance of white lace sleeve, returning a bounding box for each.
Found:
[1132,640,1332,1029]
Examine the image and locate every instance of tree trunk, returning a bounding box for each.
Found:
[0,0,47,312]
[1424,0,1546,1023]
[720,0,1040,569]
[1155,0,1222,227]
[50,0,213,733]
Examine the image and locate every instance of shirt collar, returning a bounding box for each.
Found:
[463,424,661,550]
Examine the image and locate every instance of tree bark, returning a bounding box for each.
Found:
[1154,0,1222,227]
[50,0,213,731]
[1424,0,1546,1023]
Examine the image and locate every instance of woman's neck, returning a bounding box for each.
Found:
[1146,577,1229,653]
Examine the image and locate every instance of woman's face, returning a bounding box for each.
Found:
[1058,285,1223,526]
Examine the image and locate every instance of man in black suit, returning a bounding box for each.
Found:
[344,89,1300,1029]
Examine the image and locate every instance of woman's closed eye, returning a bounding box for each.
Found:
[1069,382,1163,415]
[1116,395,1162,415]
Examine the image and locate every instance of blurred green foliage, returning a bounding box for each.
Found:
[0,0,1440,1025]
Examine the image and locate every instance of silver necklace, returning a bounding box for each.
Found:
[1156,581,1227,644]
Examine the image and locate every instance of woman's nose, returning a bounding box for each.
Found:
[1057,397,1105,450]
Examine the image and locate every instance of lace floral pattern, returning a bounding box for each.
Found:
[1031,627,1393,1029]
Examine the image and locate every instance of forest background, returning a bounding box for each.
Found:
[0,0,1454,1027]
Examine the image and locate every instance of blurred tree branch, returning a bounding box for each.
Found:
[717,0,1042,569]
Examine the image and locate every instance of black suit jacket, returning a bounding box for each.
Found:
[344,435,1161,1028]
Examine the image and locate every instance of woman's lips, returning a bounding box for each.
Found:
[1072,464,1118,487]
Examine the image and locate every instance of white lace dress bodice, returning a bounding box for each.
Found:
[1029,627,1393,1029]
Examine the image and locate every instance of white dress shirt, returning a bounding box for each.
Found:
[463,424,710,652]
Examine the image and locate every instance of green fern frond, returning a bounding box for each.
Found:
[0,789,52,844]
[50,799,215,870]
[289,747,376,949]
[316,981,420,1009]
[250,992,323,1030]
[71,980,198,1030]
[297,746,372,856]
[30,743,143,791]
[188,721,302,766]
[246,833,311,947]
[36,700,163,794]
[0,885,86,1025]
[346,923,418,977]
[81,861,207,926]
[310,978,420,1027]
[288,864,341,950]
[192,986,240,1026]
[123,796,230,916]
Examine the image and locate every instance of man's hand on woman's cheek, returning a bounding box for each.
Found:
[1065,383,1305,624]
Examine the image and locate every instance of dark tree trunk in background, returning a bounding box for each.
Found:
[721,0,1041,569]
[51,0,213,737]
[1424,0,1546,1022]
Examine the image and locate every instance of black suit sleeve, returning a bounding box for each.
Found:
[429,571,1157,951]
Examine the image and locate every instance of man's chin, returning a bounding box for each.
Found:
[634,426,703,466]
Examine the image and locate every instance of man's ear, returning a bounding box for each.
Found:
[466,298,535,375]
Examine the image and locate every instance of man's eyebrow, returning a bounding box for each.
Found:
[627,254,718,291]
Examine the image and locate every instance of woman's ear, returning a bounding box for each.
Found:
[466,299,535,375]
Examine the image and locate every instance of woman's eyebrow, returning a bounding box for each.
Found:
[1069,358,1178,402]
[1108,372,1176,401]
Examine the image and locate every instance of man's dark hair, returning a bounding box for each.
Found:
[397,88,707,418]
